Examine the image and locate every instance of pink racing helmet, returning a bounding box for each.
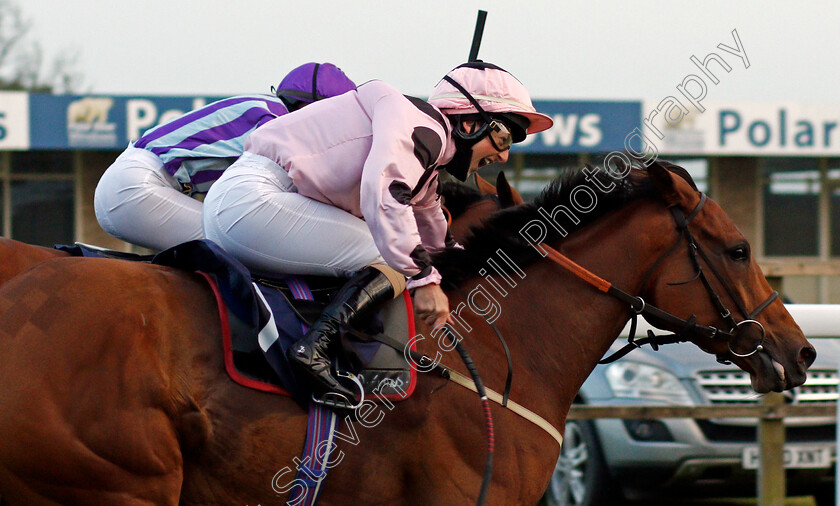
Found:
[427,62,553,136]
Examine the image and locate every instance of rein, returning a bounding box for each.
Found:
[538,192,778,364]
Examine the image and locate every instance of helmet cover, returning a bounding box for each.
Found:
[428,62,553,135]
[274,62,356,105]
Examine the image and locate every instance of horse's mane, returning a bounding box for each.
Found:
[434,164,670,284]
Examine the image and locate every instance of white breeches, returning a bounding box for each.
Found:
[93,146,204,251]
[202,152,385,278]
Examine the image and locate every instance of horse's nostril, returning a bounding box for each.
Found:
[799,346,817,369]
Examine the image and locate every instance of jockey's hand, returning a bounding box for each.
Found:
[413,283,452,330]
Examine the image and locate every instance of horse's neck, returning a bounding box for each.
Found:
[458,201,674,424]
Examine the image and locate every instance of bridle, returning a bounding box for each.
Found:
[540,192,779,365]
[417,187,780,506]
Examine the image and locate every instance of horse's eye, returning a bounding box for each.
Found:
[728,244,750,262]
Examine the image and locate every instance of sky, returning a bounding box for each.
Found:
[19,1,840,104]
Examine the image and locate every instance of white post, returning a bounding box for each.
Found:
[836,356,840,505]
[758,393,785,506]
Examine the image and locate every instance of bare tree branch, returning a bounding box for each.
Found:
[0,0,83,92]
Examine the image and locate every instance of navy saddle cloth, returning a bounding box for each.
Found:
[56,240,416,407]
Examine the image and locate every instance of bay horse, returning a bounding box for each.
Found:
[0,238,68,285]
[0,161,815,505]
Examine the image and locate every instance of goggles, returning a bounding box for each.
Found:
[486,119,513,152]
[453,116,514,152]
[443,75,516,152]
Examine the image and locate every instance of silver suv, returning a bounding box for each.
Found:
[542,304,838,506]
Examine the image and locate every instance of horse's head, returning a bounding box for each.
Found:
[641,161,816,392]
[434,161,815,395]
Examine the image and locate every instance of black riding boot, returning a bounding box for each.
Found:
[287,266,396,400]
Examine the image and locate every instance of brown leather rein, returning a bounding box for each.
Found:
[538,192,778,365]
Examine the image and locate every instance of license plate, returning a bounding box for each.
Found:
[742,445,833,469]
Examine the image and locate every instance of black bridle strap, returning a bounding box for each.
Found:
[639,223,691,294]
[692,237,750,318]
[605,284,722,339]
[599,315,698,364]
[685,192,707,222]
[639,193,706,295]
[540,243,721,330]
[675,210,740,330]
[599,286,778,365]
[745,290,779,319]
[540,192,779,364]
[673,197,779,322]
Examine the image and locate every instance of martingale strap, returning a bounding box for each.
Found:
[598,314,697,364]
[445,368,564,447]
[405,349,563,448]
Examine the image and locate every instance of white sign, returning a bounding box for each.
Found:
[642,101,840,156]
[0,92,30,149]
[742,444,832,469]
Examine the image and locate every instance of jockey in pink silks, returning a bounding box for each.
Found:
[202,62,553,403]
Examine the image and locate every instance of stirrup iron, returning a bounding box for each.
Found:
[311,369,365,411]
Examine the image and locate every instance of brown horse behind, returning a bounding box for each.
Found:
[444,172,521,241]
[0,238,68,285]
[0,161,815,504]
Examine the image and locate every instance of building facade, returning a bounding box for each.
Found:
[1,92,838,302]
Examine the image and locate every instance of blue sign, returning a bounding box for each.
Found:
[515,100,642,154]
[29,94,225,149]
[26,94,641,153]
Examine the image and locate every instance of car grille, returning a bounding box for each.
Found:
[695,369,839,404]
[694,369,837,442]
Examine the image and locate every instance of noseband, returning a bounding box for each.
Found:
[540,192,778,364]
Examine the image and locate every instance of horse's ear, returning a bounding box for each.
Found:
[474,173,497,196]
[496,171,524,208]
[655,160,699,191]
[647,161,683,207]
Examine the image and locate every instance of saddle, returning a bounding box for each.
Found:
[57,240,419,408]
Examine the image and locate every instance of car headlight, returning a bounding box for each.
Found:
[604,362,693,404]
